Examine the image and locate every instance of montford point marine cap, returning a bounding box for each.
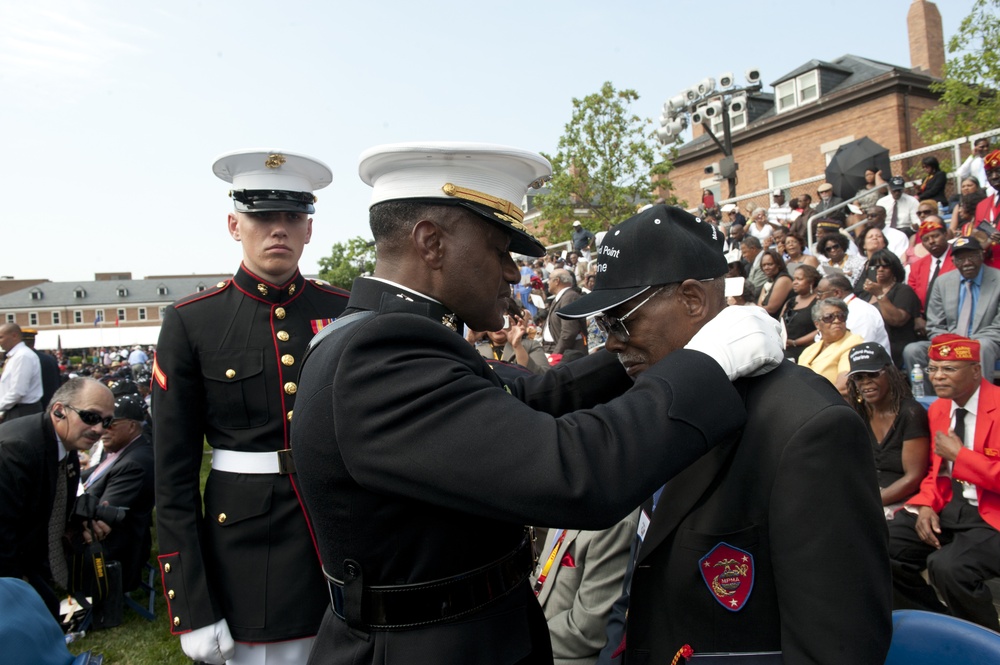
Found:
[952,235,984,254]
[929,334,980,362]
[918,218,947,238]
[358,142,551,257]
[558,204,727,319]
[889,176,906,191]
[985,150,1000,171]
[113,393,147,422]
[847,342,892,376]
[213,149,333,214]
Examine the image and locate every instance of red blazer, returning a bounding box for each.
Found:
[906,249,956,309]
[907,380,1000,530]
[975,193,1000,225]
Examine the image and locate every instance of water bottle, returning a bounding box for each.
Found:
[911,364,925,398]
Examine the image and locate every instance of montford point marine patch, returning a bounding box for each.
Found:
[699,542,754,612]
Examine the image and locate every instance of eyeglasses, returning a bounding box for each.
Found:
[819,312,847,324]
[65,405,113,429]
[822,245,839,253]
[595,286,665,343]
[869,263,890,269]
[927,364,970,375]
[851,369,884,381]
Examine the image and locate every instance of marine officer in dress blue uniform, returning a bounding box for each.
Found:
[153,150,349,665]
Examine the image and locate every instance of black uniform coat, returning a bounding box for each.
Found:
[152,264,349,642]
[0,413,79,613]
[624,362,892,664]
[292,277,749,665]
[81,432,154,591]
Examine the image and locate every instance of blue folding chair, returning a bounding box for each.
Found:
[885,609,1000,664]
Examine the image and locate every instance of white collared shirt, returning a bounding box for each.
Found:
[949,387,981,505]
[0,341,43,414]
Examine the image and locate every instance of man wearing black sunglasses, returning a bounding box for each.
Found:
[557,205,892,664]
[0,377,114,618]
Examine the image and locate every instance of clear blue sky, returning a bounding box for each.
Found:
[0,0,973,282]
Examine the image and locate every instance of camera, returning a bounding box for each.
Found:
[73,493,128,525]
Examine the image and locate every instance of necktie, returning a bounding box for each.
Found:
[891,203,898,228]
[951,408,970,504]
[927,258,942,301]
[47,459,69,588]
[956,280,974,336]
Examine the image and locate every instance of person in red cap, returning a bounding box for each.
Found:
[906,216,956,311]
[888,334,1000,630]
[974,150,1000,225]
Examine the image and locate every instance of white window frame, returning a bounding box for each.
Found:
[117,308,127,322]
[74,310,83,324]
[29,312,38,326]
[776,70,821,113]
[767,164,791,193]
[96,309,106,324]
[5,313,14,323]
[138,307,147,321]
[158,306,166,319]
[51,311,61,325]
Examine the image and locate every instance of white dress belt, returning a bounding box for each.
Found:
[212,449,287,474]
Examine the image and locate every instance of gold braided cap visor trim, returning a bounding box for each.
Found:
[442,182,524,224]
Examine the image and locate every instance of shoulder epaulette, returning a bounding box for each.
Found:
[307,279,350,298]
[172,279,231,309]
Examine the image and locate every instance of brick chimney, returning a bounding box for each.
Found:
[907,0,945,79]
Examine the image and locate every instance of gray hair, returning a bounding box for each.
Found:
[811,297,848,322]
[751,207,767,218]
[48,377,107,415]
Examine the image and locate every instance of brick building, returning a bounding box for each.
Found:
[666,0,947,210]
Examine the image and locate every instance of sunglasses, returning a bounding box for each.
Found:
[595,286,665,343]
[65,404,113,428]
[916,210,935,217]
[819,312,847,324]
[851,369,884,381]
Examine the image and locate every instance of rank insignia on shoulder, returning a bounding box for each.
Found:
[152,357,168,391]
[699,542,754,612]
[311,318,336,334]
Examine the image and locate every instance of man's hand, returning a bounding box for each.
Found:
[914,506,942,549]
[934,430,963,463]
[508,315,526,349]
[180,618,235,664]
[81,520,112,544]
[685,305,785,381]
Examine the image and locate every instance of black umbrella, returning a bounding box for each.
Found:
[825,137,892,200]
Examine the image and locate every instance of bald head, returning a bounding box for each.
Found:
[0,323,23,353]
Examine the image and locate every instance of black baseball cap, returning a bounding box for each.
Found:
[889,176,905,191]
[847,343,893,376]
[952,236,984,253]
[113,393,146,422]
[558,204,727,319]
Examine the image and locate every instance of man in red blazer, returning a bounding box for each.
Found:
[888,334,1000,630]
[974,150,1000,225]
[907,217,955,312]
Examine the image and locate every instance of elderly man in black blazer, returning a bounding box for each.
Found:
[0,377,114,616]
[558,206,892,664]
[80,393,154,592]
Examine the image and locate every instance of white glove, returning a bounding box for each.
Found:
[685,305,785,381]
[180,618,235,665]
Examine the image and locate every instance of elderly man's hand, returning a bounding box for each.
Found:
[915,506,942,549]
[81,519,112,544]
[685,305,785,381]
[934,430,963,462]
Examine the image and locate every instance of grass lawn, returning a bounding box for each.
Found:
[69,444,213,664]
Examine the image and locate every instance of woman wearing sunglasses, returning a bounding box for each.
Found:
[797,298,865,394]
[845,343,929,518]
[818,233,866,285]
[860,249,921,368]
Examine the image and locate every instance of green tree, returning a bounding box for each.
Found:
[318,236,375,289]
[915,0,1000,142]
[533,81,678,244]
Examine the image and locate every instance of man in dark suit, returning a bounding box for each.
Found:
[20,329,61,409]
[889,335,1000,630]
[543,268,587,355]
[152,150,350,665]
[904,236,1000,394]
[80,393,153,592]
[292,143,784,665]
[813,182,846,223]
[0,377,114,617]
[558,208,892,663]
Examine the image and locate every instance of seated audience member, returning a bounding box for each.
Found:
[814,182,846,223]
[473,299,550,374]
[903,236,1000,395]
[798,298,865,393]
[858,222,893,265]
[782,233,819,273]
[746,207,777,245]
[888,335,1000,631]
[860,249,922,369]
[903,201,939,266]
[79,393,155,592]
[532,510,640,665]
[756,250,792,319]
[741,236,767,299]
[818,233,866,285]
[781,265,821,361]
[845,343,929,518]
[815,274,892,352]
[917,156,950,212]
[952,186,988,236]
[855,168,883,211]
[907,217,956,312]
[973,149,1000,225]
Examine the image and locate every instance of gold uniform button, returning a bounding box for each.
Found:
[287,410,293,421]
[218,513,227,524]
[277,331,290,342]
[164,563,171,573]
[281,354,294,366]
[275,307,286,319]
[173,617,181,627]
[168,589,175,600]
[225,369,236,379]
[284,382,297,395]
[216,281,226,288]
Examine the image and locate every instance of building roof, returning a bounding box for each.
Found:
[0,276,230,309]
